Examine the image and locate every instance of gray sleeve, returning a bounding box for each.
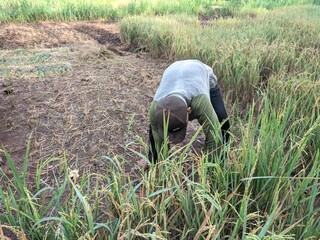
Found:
[203,63,218,89]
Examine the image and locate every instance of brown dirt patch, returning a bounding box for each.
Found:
[0,21,165,175]
[0,21,121,50]
[0,21,204,179]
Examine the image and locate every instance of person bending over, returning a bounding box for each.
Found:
[148,59,230,163]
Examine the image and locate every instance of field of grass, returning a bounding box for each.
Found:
[120,5,320,104]
[1,0,320,239]
[0,0,318,23]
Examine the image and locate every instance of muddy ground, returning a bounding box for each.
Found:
[0,21,205,179]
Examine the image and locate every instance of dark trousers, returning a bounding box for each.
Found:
[210,86,230,143]
[148,86,230,163]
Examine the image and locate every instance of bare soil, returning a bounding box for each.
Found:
[0,21,204,179]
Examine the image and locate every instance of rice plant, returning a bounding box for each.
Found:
[1,84,319,238]
[0,0,318,23]
[1,1,320,239]
[120,5,320,105]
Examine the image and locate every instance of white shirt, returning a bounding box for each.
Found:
[154,60,218,101]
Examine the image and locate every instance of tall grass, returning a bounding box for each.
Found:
[1,1,320,239]
[0,0,213,23]
[0,0,318,23]
[120,5,320,105]
[228,0,316,9]
[1,76,319,238]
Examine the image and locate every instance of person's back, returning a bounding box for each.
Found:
[154,60,217,101]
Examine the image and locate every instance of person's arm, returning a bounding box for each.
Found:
[189,94,222,152]
[203,63,218,89]
[148,124,157,163]
[149,101,163,163]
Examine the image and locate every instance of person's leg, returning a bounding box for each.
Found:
[148,124,158,163]
[210,86,230,143]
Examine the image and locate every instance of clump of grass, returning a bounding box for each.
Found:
[1,0,317,23]
[0,0,210,23]
[1,75,319,238]
[120,14,198,59]
[120,5,320,105]
[34,64,72,77]
[227,0,316,10]
[0,48,72,79]
[1,2,319,239]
